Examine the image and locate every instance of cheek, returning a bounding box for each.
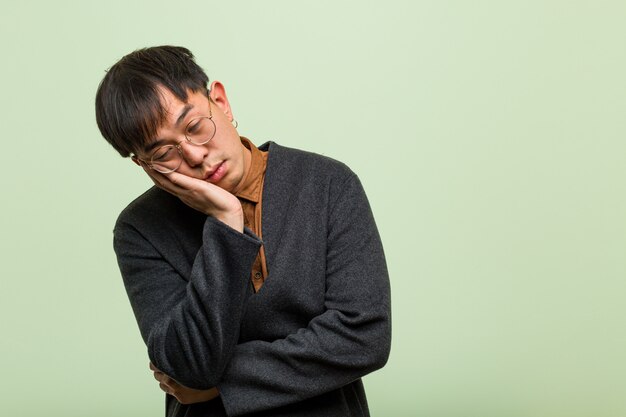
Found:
[179,167,200,178]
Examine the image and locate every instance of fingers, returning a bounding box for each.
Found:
[163,170,201,189]
[141,164,207,195]
[152,369,164,382]
[150,362,178,396]
[139,163,217,195]
[159,382,171,394]
[148,362,220,404]
[166,171,238,212]
[142,166,187,195]
[149,362,167,383]
[140,165,241,219]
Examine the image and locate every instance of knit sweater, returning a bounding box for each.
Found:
[113,142,391,416]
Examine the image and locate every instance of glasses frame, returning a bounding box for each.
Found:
[133,99,216,174]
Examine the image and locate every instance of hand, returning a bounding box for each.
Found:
[143,167,244,233]
[150,362,219,405]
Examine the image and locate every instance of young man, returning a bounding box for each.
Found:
[95,45,391,417]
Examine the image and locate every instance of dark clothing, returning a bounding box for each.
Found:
[114,142,391,416]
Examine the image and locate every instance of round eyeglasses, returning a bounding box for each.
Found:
[135,104,217,174]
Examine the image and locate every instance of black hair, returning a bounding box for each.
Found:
[95,45,209,157]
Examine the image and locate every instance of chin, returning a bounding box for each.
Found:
[219,177,236,193]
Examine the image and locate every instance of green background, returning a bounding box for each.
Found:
[1,1,625,416]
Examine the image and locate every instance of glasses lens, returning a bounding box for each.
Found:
[186,117,216,145]
[151,145,182,173]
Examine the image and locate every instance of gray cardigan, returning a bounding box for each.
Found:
[114,142,391,417]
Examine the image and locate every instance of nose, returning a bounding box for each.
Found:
[178,140,208,167]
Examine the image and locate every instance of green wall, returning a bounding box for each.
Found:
[1,1,625,416]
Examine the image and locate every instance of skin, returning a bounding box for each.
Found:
[133,81,252,233]
[133,81,251,403]
[150,362,219,404]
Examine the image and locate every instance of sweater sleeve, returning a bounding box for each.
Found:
[216,173,392,416]
[114,215,262,390]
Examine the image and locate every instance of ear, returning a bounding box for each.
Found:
[208,80,234,121]
[131,155,142,166]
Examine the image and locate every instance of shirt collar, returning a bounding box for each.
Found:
[235,136,268,203]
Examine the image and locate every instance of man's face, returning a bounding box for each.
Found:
[135,82,249,194]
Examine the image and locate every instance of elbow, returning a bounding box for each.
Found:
[148,344,224,389]
[147,327,227,389]
[356,310,391,373]
[370,321,391,371]
[370,305,392,370]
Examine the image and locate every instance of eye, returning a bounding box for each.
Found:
[152,146,175,162]
[187,120,201,135]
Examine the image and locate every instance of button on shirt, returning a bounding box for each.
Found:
[235,137,269,292]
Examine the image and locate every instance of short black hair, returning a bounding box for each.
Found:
[95,45,209,157]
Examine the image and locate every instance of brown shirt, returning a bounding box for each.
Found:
[235,137,268,292]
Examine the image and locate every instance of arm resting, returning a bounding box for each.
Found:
[115,215,261,389]
[218,173,391,415]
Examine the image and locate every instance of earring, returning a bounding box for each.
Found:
[232,118,239,128]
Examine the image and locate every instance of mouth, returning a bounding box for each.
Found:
[204,161,227,184]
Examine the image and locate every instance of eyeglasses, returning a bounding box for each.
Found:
[134,101,217,174]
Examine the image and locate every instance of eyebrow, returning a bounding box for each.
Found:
[142,103,194,154]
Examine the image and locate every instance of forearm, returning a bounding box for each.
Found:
[216,170,391,416]
[116,215,261,389]
[217,304,391,416]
